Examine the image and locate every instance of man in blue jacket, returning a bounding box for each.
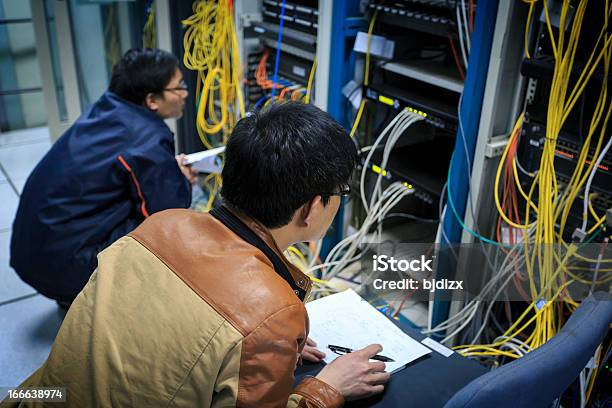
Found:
[10,48,195,306]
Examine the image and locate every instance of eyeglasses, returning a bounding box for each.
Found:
[163,81,188,93]
[321,183,351,198]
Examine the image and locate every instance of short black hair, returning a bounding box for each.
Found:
[221,102,357,229]
[108,48,179,105]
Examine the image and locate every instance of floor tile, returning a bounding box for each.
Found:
[0,230,36,304]
[0,127,50,147]
[0,141,50,182]
[9,177,27,195]
[0,295,65,387]
[0,184,18,231]
[0,162,7,182]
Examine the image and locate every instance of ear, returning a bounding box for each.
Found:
[145,93,160,111]
[301,195,323,227]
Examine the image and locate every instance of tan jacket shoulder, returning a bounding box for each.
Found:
[4,209,342,408]
[130,209,343,407]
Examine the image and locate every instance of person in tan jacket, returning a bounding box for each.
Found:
[4,102,389,407]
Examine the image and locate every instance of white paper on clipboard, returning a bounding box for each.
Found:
[306,289,432,374]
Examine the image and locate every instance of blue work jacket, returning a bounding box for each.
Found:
[10,91,191,301]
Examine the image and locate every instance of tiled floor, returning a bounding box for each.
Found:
[0,127,63,388]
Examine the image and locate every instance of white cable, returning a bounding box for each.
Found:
[325,183,405,266]
[515,155,538,177]
[590,238,608,293]
[441,301,481,342]
[469,243,531,343]
[360,109,414,211]
[424,225,535,339]
[317,183,404,276]
[318,183,413,282]
[308,240,323,268]
[581,134,612,231]
[494,336,533,355]
[580,369,586,408]
[461,0,471,51]
[370,112,422,210]
[456,5,469,68]
[308,255,361,274]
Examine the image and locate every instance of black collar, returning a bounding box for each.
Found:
[210,205,307,301]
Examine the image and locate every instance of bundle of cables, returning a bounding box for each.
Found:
[183,0,246,149]
[495,0,611,346]
[426,2,611,405]
[454,0,473,75]
[253,49,318,107]
[304,110,424,297]
[182,0,246,210]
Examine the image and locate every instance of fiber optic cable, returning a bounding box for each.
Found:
[349,10,378,138]
[304,58,317,104]
[143,0,156,48]
[183,0,245,148]
[270,0,287,100]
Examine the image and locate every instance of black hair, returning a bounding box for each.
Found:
[108,48,179,105]
[221,101,357,229]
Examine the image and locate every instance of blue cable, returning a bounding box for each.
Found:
[445,158,511,248]
[270,0,287,100]
[143,0,153,27]
[254,95,269,109]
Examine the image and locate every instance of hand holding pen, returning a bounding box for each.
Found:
[315,344,391,400]
[328,344,395,362]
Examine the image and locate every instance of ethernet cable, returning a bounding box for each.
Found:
[359,109,423,212]
[581,133,612,232]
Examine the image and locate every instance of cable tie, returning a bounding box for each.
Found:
[535,298,547,310]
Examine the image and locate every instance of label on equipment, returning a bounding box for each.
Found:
[421,338,454,357]
[292,65,306,77]
[378,94,395,106]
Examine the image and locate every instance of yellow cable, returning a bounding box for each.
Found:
[349,10,378,138]
[588,194,603,222]
[143,2,156,48]
[463,350,520,359]
[349,100,366,138]
[522,0,538,59]
[512,157,539,214]
[494,113,535,229]
[183,1,244,147]
[304,58,317,104]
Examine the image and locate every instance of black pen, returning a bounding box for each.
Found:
[328,345,395,362]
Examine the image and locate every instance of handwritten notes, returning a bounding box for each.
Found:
[306,289,431,373]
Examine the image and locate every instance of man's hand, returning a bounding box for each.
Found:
[315,344,390,400]
[301,338,326,363]
[176,154,198,185]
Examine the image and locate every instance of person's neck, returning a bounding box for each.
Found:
[223,203,298,252]
[269,225,298,252]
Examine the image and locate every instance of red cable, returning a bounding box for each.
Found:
[470,0,474,33]
[448,36,465,81]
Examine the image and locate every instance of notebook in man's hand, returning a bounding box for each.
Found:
[305,289,432,374]
[183,146,225,173]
